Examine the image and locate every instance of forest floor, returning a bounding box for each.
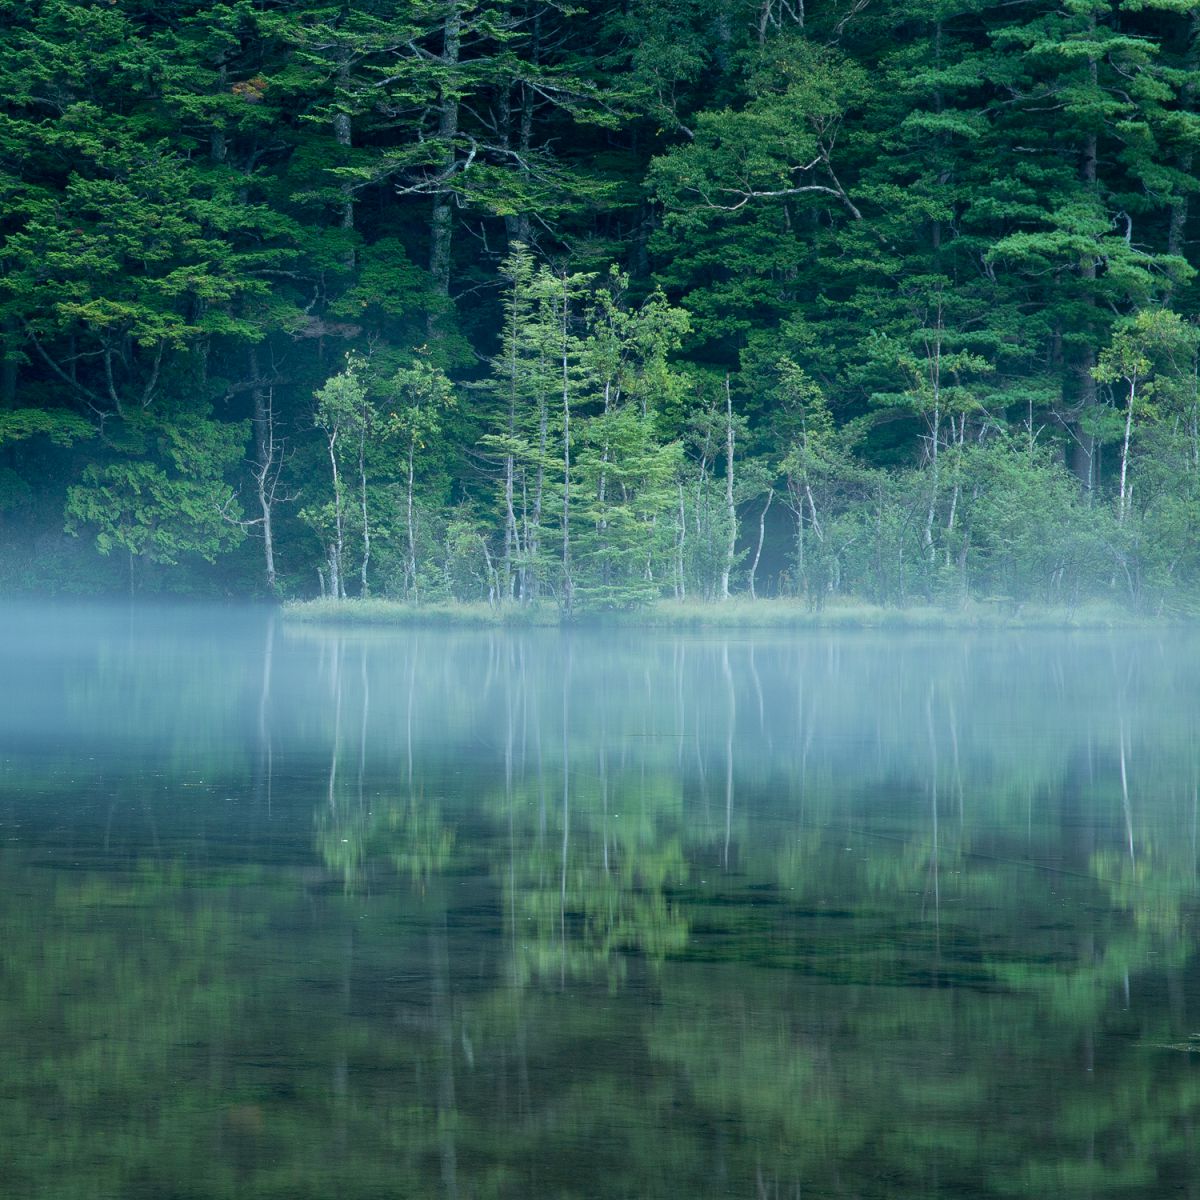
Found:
[282,597,1174,630]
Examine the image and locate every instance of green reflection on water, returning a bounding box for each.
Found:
[2,616,1200,1199]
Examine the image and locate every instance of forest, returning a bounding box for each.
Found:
[3,0,1200,611]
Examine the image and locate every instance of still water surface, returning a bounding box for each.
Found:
[2,607,1200,1199]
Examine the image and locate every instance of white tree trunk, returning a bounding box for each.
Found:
[407,437,418,601]
[749,488,773,600]
[1118,375,1137,525]
[720,376,736,600]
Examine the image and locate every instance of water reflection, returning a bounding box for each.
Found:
[1,612,1199,1198]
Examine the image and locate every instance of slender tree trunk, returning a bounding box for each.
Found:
[429,2,462,331]
[804,482,822,543]
[560,284,573,613]
[923,313,943,563]
[504,450,517,601]
[327,543,341,601]
[794,493,805,594]
[359,420,370,597]
[530,384,547,601]
[250,350,279,593]
[1072,39,1100,492]
[519,475,529,602]
[598,380,611,589]
[505,10,537,247]
[945,413,965,566]
[329,430,346,599]
[720,375,737,599]
[516,71,535,246]
[749,488,773,600]
[1118,374,1137,524]
[502,261,520,601]
[676,481,687,600]
[260,501,277,594]
[694,442,710,539]
[407,436,418,600]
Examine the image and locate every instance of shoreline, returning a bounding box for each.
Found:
[281,597,1184,632]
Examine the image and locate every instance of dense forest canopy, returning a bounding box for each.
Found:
[2,0,1200,609]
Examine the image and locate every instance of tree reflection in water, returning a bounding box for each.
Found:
[1,617,1199,1198]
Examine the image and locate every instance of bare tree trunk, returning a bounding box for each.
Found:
[250,355,280,593]
[501,258,520,601]
[794,492,805,594]
[518,474,529,602]
[749,488,773,600]
[804,483,822,542]
[504,449,517,601]
[944,413,965,566]
[923,309,943,563]
[530,385,547,601]
[1118,373,1137,524]
[358,419,370,597]
[328,431,346,599]
[720,375,736,599]
[327,542,342,601]
[407,436,418,601]
[676,481,687,600]
[598,380,611,590]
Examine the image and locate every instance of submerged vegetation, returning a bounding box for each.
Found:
[4,1,1200,613]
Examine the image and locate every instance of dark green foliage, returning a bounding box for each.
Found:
[4,0,1200,610]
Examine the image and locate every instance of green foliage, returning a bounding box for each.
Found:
[63,409,246,577]
[0,407,92,448]
[1,0,1200,608]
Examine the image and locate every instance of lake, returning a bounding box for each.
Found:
[1,606,1198,1199]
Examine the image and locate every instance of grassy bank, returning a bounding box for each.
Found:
[283,598,557,627]
[282,596,1172,631]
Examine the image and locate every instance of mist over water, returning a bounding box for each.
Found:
[2,606,1199,1199]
